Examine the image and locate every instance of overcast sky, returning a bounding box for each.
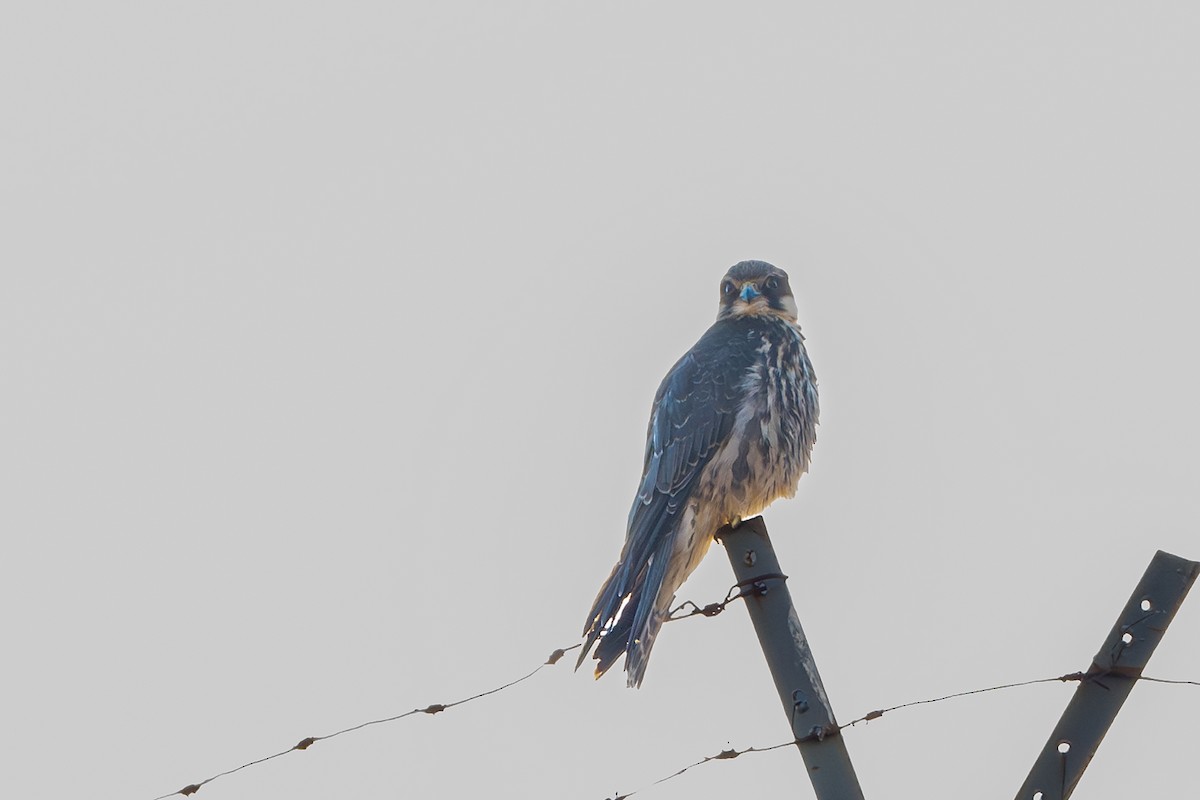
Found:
[3,3,1198,799]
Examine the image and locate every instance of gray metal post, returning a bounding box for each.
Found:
[718,516,865,800]
[1015,549,1199,800]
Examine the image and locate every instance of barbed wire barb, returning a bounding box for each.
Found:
[608,740,795,800]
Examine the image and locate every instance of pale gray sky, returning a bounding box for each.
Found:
[2,4,1198,799]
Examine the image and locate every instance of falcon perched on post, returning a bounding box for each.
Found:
[580,260,819,688]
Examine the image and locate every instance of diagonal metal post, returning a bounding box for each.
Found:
[1016,549,1199,800]
[718,516,865,800]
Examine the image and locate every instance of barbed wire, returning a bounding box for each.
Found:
[149,580,761,799]
[149,580,1198,800]
[150,644,581,800]
[606,667,1199,799]
[837,672,1084,730]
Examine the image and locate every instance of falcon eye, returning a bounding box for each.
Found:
[764,276,780,291]
[721,280,736,297]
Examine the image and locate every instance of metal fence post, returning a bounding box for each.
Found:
[719,516,865,800]
[1015,549,1199,800]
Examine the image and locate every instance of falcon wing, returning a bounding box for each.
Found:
[581,319,758,668]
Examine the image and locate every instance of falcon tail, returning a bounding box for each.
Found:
[579,498,715,688]
[578,530,676,688]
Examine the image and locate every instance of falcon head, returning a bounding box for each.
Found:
[716,260,798,322]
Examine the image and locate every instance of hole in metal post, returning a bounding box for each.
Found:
[1121,632,1134,645]
[1057,740,1071,754]
[1032,793,1043,800]
[1140,598,1153,611]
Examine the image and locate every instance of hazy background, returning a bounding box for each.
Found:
[2,3,1198,798]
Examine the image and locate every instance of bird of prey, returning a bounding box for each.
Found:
[580,260,819,688]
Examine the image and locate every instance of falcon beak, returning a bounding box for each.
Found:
[739,283,761,302]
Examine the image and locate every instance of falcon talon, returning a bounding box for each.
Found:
[579,261,819,688]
